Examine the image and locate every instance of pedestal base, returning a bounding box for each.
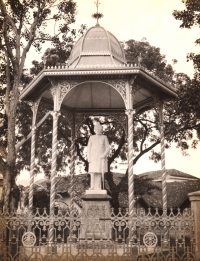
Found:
[85,189,107,195]
[80,194,112,241]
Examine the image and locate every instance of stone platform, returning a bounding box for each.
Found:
[80,192,112,241]
[85,189,107,195]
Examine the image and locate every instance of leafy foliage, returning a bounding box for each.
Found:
[125,39,174,83]
[173,2,200,78]
[173,0,200,127]
[0,0,80,212]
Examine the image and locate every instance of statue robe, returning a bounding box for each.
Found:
[87,134,110,173]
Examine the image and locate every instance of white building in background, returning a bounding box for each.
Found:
[111,160,128,174]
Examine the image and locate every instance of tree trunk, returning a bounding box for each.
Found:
[105,170,120,212]
[3,76,20,213]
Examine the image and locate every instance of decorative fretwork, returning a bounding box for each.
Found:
[22,232,36,247]
[130,83,141,107]
[49,85,57,100]
[58,80,81,108]
[105,80,127,106]
[0,207,195,260]
[143,232,158,247]
[48,78,58,100]
[49,79,128,109]
[129,75,137,94]
[59,81,71,107]
[152,94,162,116]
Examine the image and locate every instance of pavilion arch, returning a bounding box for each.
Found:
[36,89,53,113]
[136,105,153,115]
[59,80,127,110]
[133,86,163,117]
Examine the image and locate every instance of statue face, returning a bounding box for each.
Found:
[94,125,103,135]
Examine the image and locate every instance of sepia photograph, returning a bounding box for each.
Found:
[0,0,200,260]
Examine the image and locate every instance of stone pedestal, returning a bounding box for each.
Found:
[80,193,112,241]
[85,189,107,195]
[188,190,200,261]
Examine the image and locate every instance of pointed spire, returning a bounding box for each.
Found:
[92,0,104,26]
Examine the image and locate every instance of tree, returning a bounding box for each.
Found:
[124,39,199,162]
[173,0,200,121]
[125,39,174,83]
[24,183,50,211]
[0,0,79,212]
[173,2,200,76]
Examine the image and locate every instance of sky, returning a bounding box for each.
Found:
[17,0,200,184]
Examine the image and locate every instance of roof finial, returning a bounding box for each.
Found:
[92,0,103,26]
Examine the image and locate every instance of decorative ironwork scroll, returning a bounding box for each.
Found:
[105,80,127,106]
[143,232,158,247]
[58,80,82,109]
[22,232,36,248]
[59,81,71,107]
[0,207,195,260]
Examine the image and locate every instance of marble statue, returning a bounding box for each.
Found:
[87,122,110,190]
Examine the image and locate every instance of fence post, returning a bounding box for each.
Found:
[188,190,200,261]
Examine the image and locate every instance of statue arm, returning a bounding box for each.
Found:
[101,136,110,159]
[87,136,92,162]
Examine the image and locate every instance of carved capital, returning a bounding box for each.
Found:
[125,109,136,117]
[50,111,61,118]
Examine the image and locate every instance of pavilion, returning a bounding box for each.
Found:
[20,18,177,223]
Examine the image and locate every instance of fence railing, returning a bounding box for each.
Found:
[0,207,196,261]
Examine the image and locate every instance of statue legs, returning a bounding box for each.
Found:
[90,173,102,190]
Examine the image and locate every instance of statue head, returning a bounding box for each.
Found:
[94,122,103,135]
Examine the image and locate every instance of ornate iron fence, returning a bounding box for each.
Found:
[0,207,196,261]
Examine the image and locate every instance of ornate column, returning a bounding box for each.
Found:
[125,78,136,218]
[125,109,135,217]
[29,125,36,211]
[159,101,167,212]
[188,191,200,261]
[49,110,59,244]
[49,82,60,244]
[159,100,168,247]
[67,111,76,212]
[50,111,59,215]
[29,101,39,211]
[69,136,76,211]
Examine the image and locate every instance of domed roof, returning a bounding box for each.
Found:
[68,25,127,68]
